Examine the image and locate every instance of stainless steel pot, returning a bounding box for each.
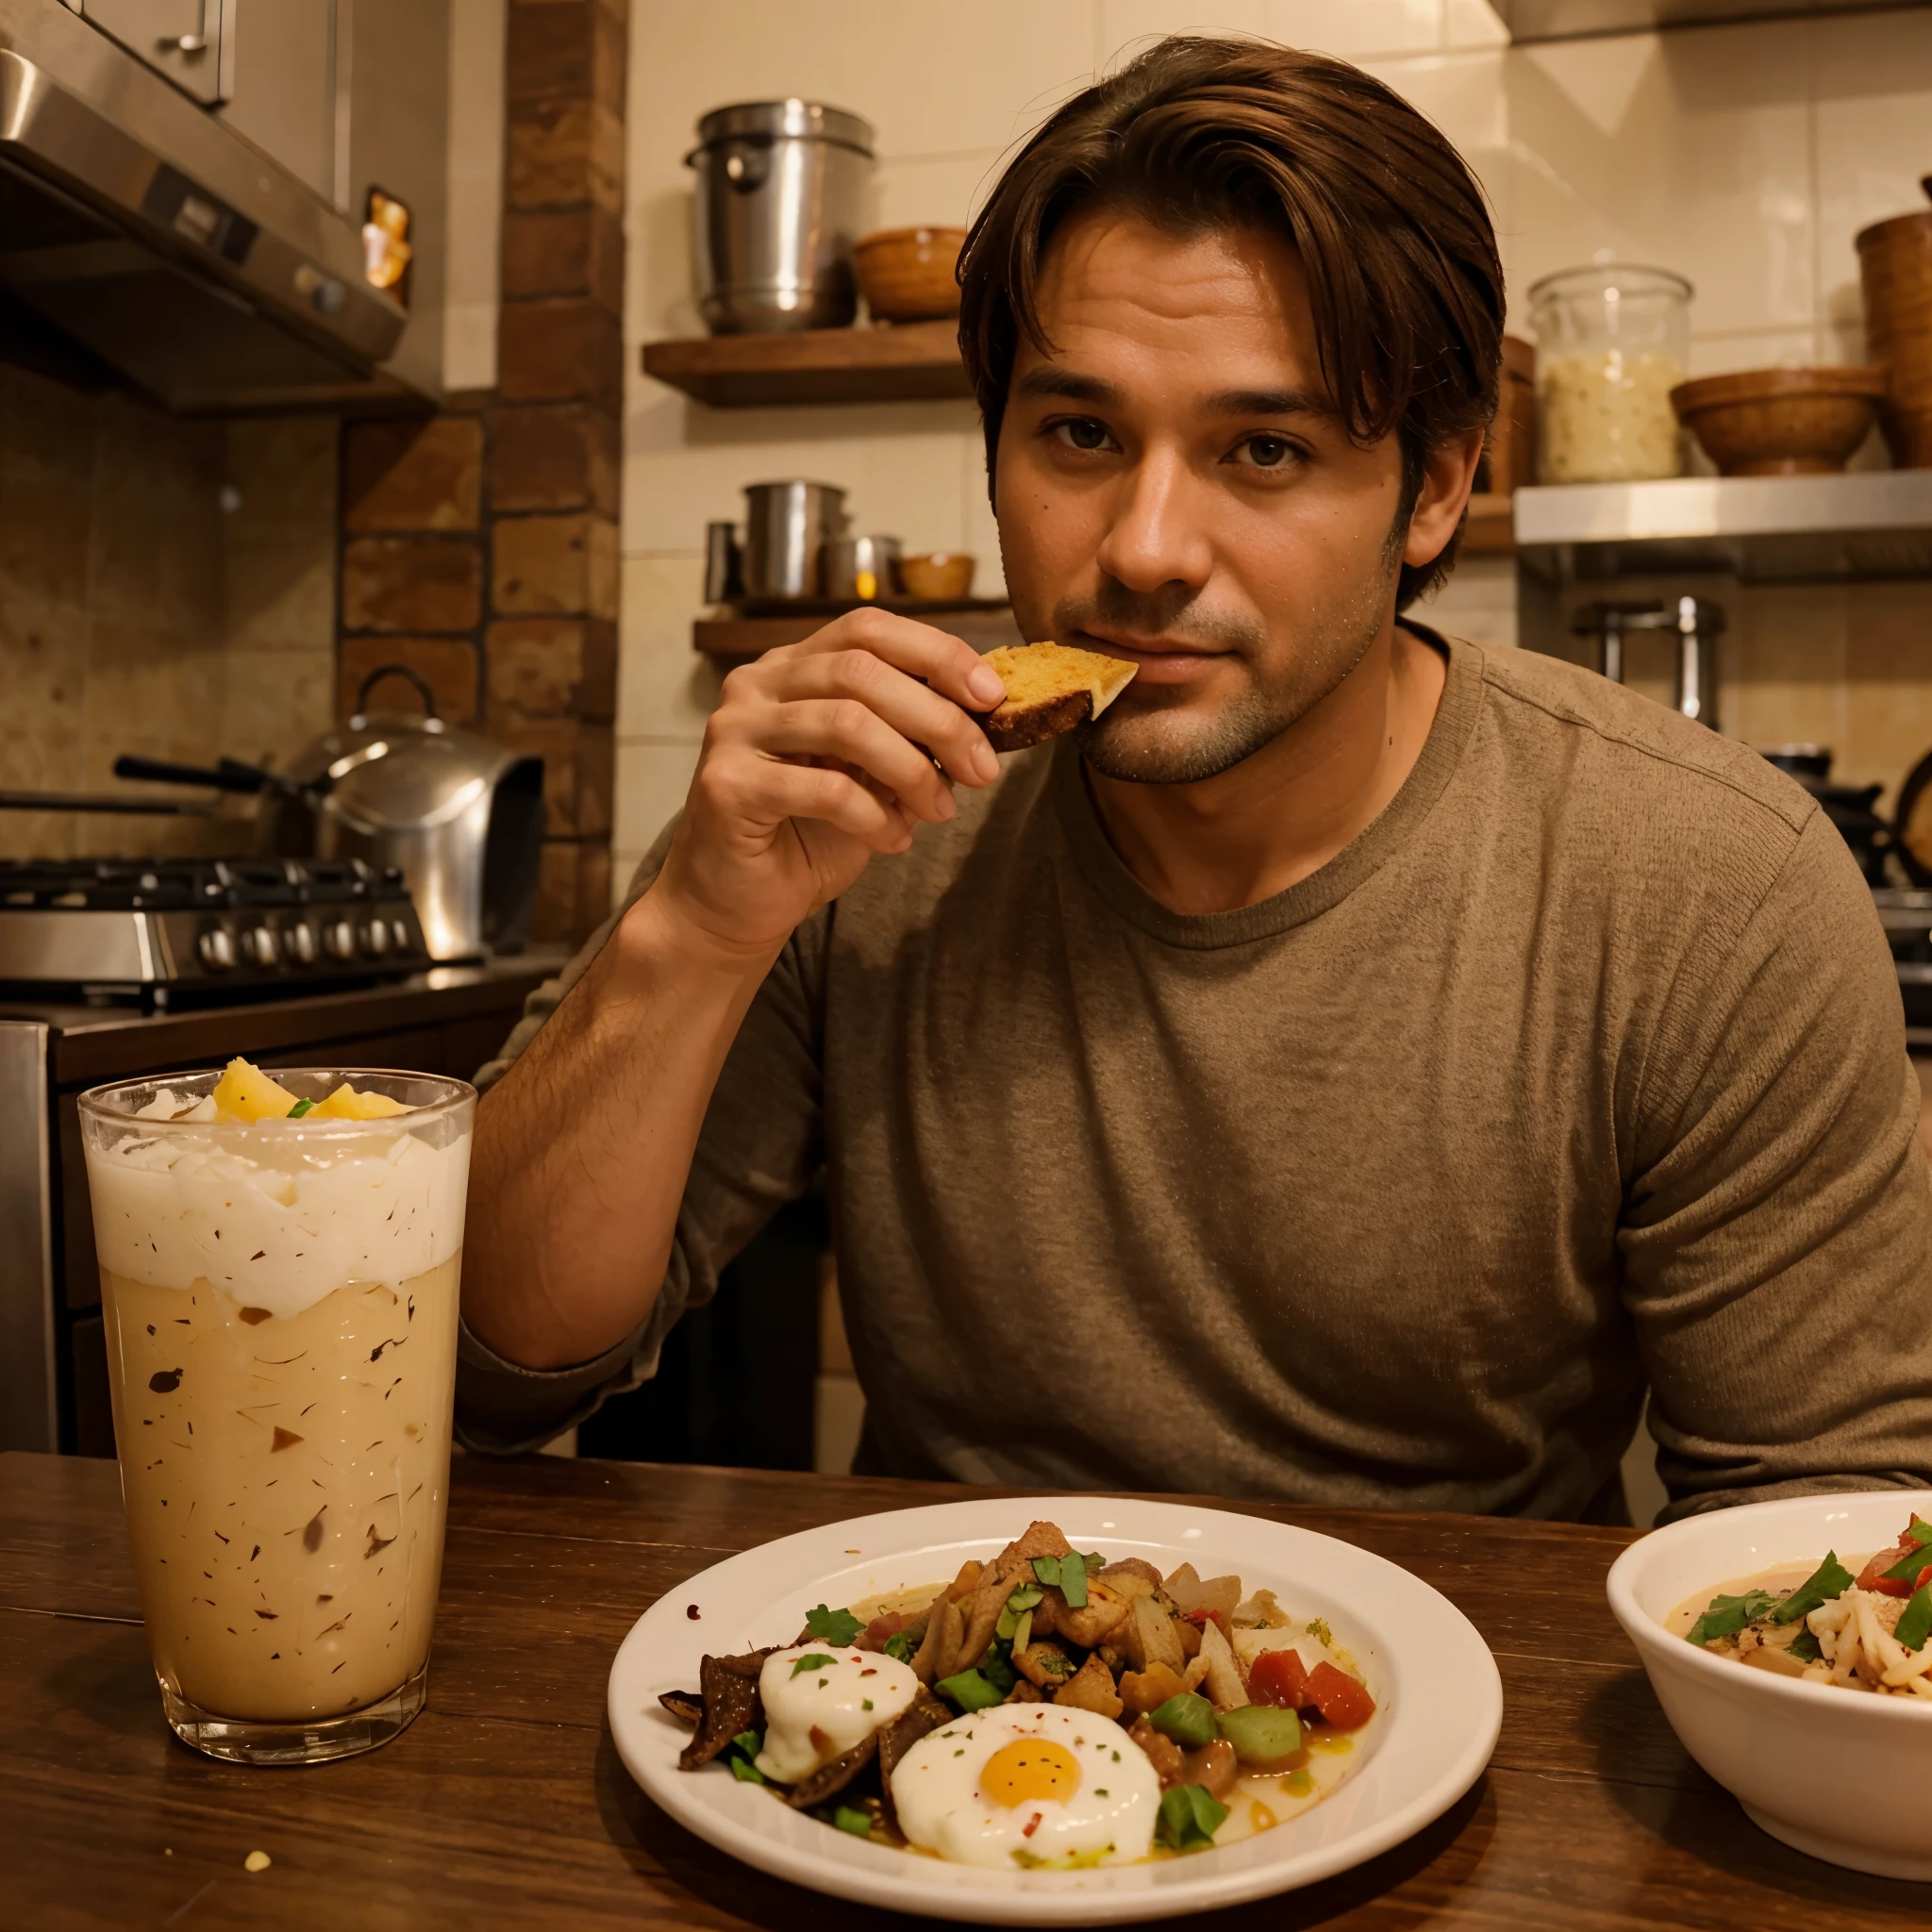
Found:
[264,667,546,962]
[742,480,847,600]
[687,100,874,335]
[822,534,901,601]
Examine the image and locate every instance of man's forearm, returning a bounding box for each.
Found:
[459,888,782,1370]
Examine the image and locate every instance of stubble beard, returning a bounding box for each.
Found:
[1056,525,1406,787]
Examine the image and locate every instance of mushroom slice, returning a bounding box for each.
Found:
[677,1647,774,1771]
[785,1729,878,1808]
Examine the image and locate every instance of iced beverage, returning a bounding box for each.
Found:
[79,1061,475,1765]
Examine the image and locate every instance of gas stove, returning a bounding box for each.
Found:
[0,857,431,1007]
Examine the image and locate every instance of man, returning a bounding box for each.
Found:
[457,38,1932,1522]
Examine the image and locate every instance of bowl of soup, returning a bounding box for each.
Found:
[1607,1490,1932,1880]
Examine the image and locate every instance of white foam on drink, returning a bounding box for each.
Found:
[89,1100,471,1319]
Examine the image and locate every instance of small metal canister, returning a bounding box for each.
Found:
[822,534,901,601]
[741,481,848,601]
[687,101,875,335]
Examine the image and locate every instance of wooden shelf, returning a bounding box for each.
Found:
[696,601,1021,659]
[643,321,971,408]
[1461,493,1516,558]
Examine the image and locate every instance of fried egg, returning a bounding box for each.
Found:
[754,1643,919,1784]
[890,1702,1160,1868]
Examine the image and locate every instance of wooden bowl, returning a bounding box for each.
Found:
[854,227,965,324]
[898,552,974,600]
[1669,367,1887,476]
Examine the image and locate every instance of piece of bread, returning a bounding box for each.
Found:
[977,642,1138,752]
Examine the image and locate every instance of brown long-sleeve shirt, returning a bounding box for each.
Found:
[457,632,1932,1522]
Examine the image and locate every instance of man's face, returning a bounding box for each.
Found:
[994,209,1420,784]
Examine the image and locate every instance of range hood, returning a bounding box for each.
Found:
[0,0,418,413]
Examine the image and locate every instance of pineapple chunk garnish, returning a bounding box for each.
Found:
[311,1082,411,1120]
[211,1057,301,1122]
[209,1056,411,1121]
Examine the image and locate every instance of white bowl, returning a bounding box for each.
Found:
[1607,1489,1932,1880]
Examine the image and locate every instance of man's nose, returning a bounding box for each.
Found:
[1092,446,1214,597]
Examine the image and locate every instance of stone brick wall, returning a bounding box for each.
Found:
[338,0,624,946]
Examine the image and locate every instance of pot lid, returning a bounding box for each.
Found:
[691,100,874,155]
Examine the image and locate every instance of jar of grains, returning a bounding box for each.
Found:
[1529,265,1692,483]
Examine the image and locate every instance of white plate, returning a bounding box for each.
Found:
[607,1496,1502,1924]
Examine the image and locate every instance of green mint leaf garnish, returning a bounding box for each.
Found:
[1686,1591,1776,1648]
[1897,1584,1932,1655]
[791,1652,835,1677]
[805,1604,863,1645]
[1771,1552,1853,1624]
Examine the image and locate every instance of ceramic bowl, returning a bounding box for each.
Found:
[899,552,975,600]
[1607,1489,1932,1880]
[856,226,966,323]
[1669,367,1886,475]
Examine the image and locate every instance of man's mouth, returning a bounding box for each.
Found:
[1069,628,1235,687]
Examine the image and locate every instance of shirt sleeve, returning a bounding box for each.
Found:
[454,821,827,1454]
[1621,806,1932,1523]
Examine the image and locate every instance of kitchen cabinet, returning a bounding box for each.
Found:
[74,0,234,105]
[215,0,338,206]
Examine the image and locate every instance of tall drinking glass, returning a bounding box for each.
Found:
[78,1068,475,1766]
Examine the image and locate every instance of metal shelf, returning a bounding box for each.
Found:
[1494,0,1925,42]
[1512,471,1932,582]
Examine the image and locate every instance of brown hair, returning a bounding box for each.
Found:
[958,36,1505,608]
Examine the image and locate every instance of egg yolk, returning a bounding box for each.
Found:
[978,1739,1082,1808]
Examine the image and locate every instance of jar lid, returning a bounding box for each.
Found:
[691,100,875,156]
[1527,263,1693,304]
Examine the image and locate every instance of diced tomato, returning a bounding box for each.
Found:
[1306,1661,1376,1731]
[1247,1646,1309,1710]
[1184,1607,1232,1641]
[1855,1540,1922,1600]
[859,1609,910,1649]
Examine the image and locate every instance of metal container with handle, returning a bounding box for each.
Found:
[741,480,847,601]
[687,100,874,335]
[113,666,546,962]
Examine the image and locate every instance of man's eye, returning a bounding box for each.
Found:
[1053,419,1116,453]
[1235,435,1296,469]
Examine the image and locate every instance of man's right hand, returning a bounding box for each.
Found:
[645,608,1008,961]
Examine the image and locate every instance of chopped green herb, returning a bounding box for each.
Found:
[728,1755,766,1784]
[1081,1553,1104,1571]
[1687,1591,1776,1648]
[1772,1552,1854,1624]
[1031,1555,1061,1590]
[833,1805,872,1837]
[1155,1783,1227,1852]
[1305,1618,1333,1647]
[1897,1585,1932,1655]
[937,1669,1007,1712]
[1146,1692,1217,1750]
[981,1641,1018,1695]
[805,1605,863,1645]
[996,1585,1044,1641]
[791,1652,835,1677]
[1788,1627,1823,1662]
[286,1097,316,1118]
[861,1698,874,1711]
[883,1631,917,1663]
[1094,1788,1108,1797]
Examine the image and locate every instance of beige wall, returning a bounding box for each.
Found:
[0,371,338,863]
[616,0,1932,884]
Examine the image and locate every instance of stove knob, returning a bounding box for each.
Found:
[241,924,280,969]
[363,916,391,958]
[286,922,317,965]
[323,918,357,960]
[197,926,236,972]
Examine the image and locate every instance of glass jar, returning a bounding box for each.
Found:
[1530,265,1693,483]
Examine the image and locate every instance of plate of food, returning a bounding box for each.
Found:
[607,1496,1501,1923]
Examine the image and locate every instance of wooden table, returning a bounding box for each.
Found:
[5,1451,1927,1929]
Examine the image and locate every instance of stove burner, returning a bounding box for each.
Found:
[0,855,432,1007]
[0,856,409,913]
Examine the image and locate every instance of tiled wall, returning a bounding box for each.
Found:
[0,368,337,863]
[617,0,1932,877]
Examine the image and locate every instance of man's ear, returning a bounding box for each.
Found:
[1403,426,1487,569]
